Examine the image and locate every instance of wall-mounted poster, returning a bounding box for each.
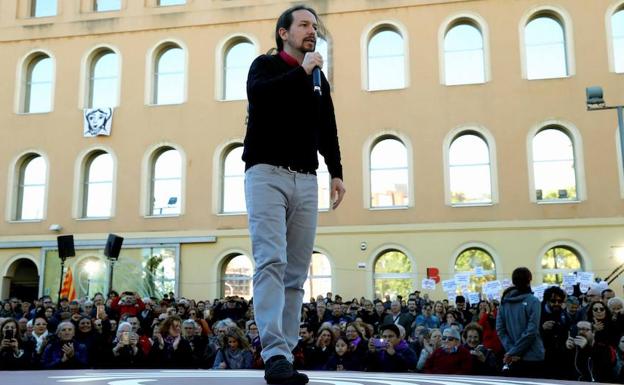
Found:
[83,108,113,137]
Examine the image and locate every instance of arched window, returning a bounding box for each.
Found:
[373,250,412,300]
[83,151,113,218]
[524,15,568,79]
[223,40,255,100]
[150,148,181,215]
[444,22,485,85]
[222,145,246,213]
[153,45,184,105]
[370,137,409,208]
[317,153,330,211]
[24,54,53,113]
[612,9,624,73]
[32,0,57,17]
[541,246,583,284]
[16,154,47,220]
[221,254,253,299]
[367,28,405,90]
[532,127,577,201]
[316,37,330,79]
[304,252,332,300]
[454,247,496,292]
[449,133,491,204]
[89,50,119,107]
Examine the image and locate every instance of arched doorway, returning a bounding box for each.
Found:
[5,258,39,301]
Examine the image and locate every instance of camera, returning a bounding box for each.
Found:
[4,329,14,340]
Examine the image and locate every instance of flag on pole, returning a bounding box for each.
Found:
[60,266,77,301]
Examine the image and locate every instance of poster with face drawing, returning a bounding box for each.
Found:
[83,108,113,137]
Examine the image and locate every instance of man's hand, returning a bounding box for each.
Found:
[542,320,555,330]
[566,336,575,350]
[330,178,346,210]
[302,52,323,75]
[574,336,588,349]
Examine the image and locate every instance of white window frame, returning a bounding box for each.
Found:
[526,120,586,203]
[536,241,589,284]
[438,12,491,86]
[79,45,122,109]
[519,6,576,80]
[606,2,624,73]
[214,33,259,101]
[442,125,498,206]
[368,244,417,300]
[363,131,414,210]
[145,39,188,106]
[6,151,49,222]
[16,50,56,114]
[141,143,186,217]
[72,146,118,219]
[361,20,410,91]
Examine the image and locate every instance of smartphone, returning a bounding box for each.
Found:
[372,338,386,348]
[121,331,130,345]
[4,329,14,340]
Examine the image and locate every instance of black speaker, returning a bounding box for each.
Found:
[104,234,124,260]
[57,235,75,261]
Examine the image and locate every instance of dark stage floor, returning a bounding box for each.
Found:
[0,370,617,385]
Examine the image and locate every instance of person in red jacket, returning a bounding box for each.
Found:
[424,328,472,374]
[111,292,145,317]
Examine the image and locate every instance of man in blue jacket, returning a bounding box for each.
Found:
[496,267,544,378]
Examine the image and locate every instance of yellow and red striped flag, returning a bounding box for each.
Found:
[60,266,77,301]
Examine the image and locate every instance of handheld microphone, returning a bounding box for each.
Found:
[312,66,322,96]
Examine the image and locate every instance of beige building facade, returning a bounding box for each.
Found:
[1,0,624,302]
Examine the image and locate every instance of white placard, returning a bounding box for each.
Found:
[483,280,503,295]
[454,273,470,288]
[421,278,436,290]
[562,274,577,287]
[442,279,457,293]
[533,285,546,301]
[502,279,512,289]
[467,292,480,305]
[447,292,457,302]
[579,283,589,293]
[564,285,574,295]
[83,107,113,137]
[577,272,595,286]
[474,266,484,278]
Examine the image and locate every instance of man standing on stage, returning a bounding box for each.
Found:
[243,5,345,385]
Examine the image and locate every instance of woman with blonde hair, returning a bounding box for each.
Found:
[212,327,253,369]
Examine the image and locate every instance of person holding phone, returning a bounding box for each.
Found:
[41,321,88,369]
[365,324,417,372]
[565,321,614,382]
[0,318,31,370]
[111,291,145,317]
[111,321,145,368]
[462,323,498,375]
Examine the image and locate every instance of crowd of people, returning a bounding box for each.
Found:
[1,269,624,383]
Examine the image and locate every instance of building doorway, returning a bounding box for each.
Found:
[5,258,39,301]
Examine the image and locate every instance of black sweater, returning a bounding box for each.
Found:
[243,53,343,180]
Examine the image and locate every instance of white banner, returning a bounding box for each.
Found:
[483,280,502,296]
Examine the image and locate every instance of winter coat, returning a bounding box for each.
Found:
[496,287,544,361]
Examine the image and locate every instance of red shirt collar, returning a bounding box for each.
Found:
[279,50,300,67]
